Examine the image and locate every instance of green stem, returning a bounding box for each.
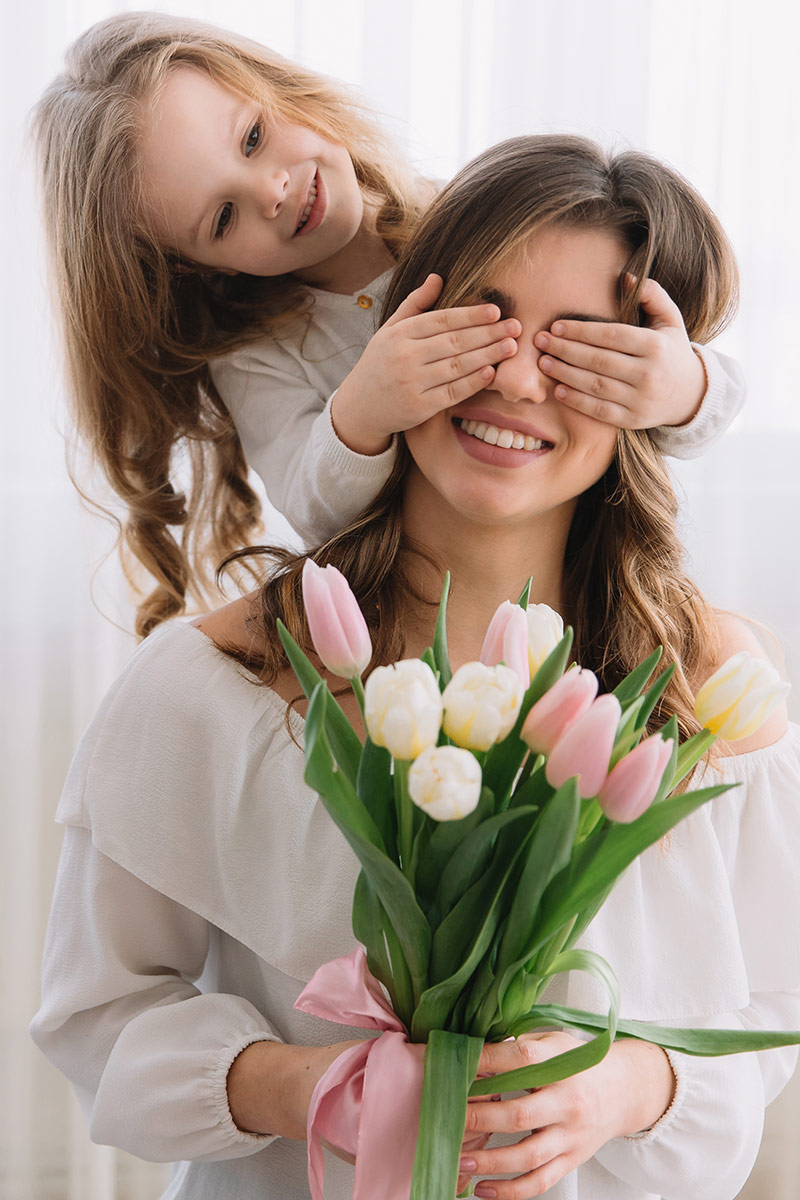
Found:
[394,759,414,882]
[350,674,365,718]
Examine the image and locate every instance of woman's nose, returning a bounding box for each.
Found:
[491,341,549,404]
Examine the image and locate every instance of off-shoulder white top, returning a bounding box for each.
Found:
[31,621,800,1200]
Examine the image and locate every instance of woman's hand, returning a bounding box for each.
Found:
[458,1032,676,1199]
[533,277,707,431]
[331,274,521,456]
[227,1037,364,1141]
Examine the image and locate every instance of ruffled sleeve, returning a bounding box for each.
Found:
[594,726,800,1199]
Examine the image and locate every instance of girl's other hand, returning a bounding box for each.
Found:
[330,274,521,456]
[534,277,707,431]
[458,1031,675,1199]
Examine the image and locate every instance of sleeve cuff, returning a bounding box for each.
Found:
[650,345,745,460]
[620,1046,686,1145]
[207,1031,282,1154]
[323,392,399,475]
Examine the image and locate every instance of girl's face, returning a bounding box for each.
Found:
[137,66,365,279]
[404,224,625,537]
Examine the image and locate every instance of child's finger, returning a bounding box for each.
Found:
[553,386,644,428]
[633,276,686,331]
[383,273,445,326]
[407,303,515,340]
[539,319,653,358]
[537,352,635,407]
[426,337,518,386]
[420,320,520,365]
[535,333,642,386]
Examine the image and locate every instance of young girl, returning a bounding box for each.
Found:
[31,134,797,1200]
[35,10,745,637]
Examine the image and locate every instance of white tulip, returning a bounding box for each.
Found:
[526,603,565,676]
[442,661,524,752]
[408,745,483,821]
[364,659,443,760]
[694,651,790,741]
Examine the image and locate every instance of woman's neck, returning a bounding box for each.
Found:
[399,497,572,670]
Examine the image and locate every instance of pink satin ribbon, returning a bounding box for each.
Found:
[294,947,425,1199]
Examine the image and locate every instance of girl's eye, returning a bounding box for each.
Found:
[245,122,262,157]
[214,203,233,239]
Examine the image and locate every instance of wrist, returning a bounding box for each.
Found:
[330,382,392,456]
[670,348,708,428]
[614,1039,677,1136]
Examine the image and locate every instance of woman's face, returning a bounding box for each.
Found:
[404,224,626,536]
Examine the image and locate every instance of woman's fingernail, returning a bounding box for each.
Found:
[551,321,565,335]
[535,331,549,348]
[539,356,552,371]
[459,1157,477,1172]
[475,1187,497,1198]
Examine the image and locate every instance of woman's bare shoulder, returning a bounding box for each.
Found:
[702,612,789,756]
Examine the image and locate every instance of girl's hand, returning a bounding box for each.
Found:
[331,274,521,456]
[533,277,707,431]
[458,1031,675,1199]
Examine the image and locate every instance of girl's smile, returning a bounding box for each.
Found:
[137,66,365,282]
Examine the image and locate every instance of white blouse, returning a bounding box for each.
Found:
[30,621,800,1200]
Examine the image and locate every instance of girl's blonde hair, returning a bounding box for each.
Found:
[34,10,427,636]
[228,136,738,745]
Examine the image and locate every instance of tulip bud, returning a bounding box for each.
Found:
[442,662,524,752]
[408,745,483,821]
[301,559,371,679]
[521,667,598,756]
[598,734,674,823]
[694,651,790,741]
[480,601,530,687]
[526,603,565,677]
[545,693,621,798]
[364,659,443,760]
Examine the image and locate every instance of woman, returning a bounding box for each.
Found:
[31,136,799,1200]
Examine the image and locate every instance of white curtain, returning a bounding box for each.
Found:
[2,2,798,1197]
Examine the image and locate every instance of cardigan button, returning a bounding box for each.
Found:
[356,294,373,309]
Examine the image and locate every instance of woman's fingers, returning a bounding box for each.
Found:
[382,273,445,324]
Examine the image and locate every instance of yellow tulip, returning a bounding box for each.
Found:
[694,652,790,741]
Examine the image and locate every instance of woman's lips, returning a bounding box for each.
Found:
[453,417,552,468]
[294,169,326,237]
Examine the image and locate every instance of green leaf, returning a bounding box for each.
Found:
[470,948,619,1096]
[634,664,676,731]
[435,806,538,921]
[410,1031,484,1200]
[277,620,362,786]
[504,1003,800,1057]
[612,646,663,706]
[304,685,431,1015]
[673,727,716,789]
[357,736,396,860]
[496,782,580,979]
[516,577,533,608]
[433,572,452,689]
[414,787,495,907]
[532,783,737,952]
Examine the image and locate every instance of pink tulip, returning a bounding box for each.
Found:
[521,666,598,756]
[480,601,530,688]
[545,693,621,798]
[598,734,674,823]
[301,559,372,679]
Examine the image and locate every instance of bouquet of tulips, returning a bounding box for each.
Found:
[278,563,794,1200]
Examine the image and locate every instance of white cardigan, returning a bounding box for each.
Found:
[31,621,800,1200]
[209,274,746,546]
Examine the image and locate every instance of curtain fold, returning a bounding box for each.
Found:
[3,1,796,1196]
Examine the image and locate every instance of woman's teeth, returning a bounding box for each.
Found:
[296,178,318,232]
[458,418,547,451]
